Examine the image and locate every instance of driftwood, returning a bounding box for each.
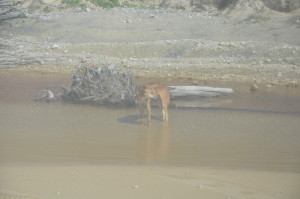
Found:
[168,86,234,99]
[59,66,137,105]
[0,0,25,23]
[34,89,55,102]
[35,66,234,107]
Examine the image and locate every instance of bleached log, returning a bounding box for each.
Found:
[34,89,55,102]
[168,86,234,93]
[168,86,233,98]
[170,90,220,98]
[0,0,25,22]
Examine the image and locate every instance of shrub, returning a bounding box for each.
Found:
[61,0,86,8]
[90,0,120,8]
[43,6,52,13]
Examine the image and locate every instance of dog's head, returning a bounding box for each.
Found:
[143,87,158,100]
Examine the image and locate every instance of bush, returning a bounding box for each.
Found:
[90,0,120,8]
[217,0,239,10]
[62,0,86,8]
[121,1,145,8]
[43,6,52,13]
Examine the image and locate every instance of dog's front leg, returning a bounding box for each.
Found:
[139,105,144,125]
[146,98,151,125]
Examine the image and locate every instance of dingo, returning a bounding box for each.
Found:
[136,82,170,125]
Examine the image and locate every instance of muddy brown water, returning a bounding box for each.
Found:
[0,72,300,172]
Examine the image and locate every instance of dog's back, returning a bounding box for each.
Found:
[136,82,170,125]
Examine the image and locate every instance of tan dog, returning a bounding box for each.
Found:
[136,82,170,125]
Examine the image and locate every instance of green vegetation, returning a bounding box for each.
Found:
[121,1,146,9]
[90,0,120,8]
[61,0,86,8]
[43,6,52,13]
[58,6,66,11]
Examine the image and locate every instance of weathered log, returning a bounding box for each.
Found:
[35,66,234,106]
[0,0,26,23]
[34,89,54,102]
[170,90,220,98]
[168,86,234,93]
[168,86,234,99]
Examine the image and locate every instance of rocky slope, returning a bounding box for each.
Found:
[0,0,300,86]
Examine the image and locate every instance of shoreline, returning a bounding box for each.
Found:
[1,63,298,87]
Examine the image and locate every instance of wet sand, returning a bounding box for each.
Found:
[0,72,300,199]
[1,166,300,199]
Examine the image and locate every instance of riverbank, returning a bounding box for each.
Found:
[1,6,299,86]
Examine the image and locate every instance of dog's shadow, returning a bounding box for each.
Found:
[118,114,162,125]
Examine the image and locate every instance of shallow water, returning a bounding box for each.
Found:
[0,72,300,172]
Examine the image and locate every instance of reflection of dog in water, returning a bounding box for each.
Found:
[138,123,170,164]
[136,82,170,125]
